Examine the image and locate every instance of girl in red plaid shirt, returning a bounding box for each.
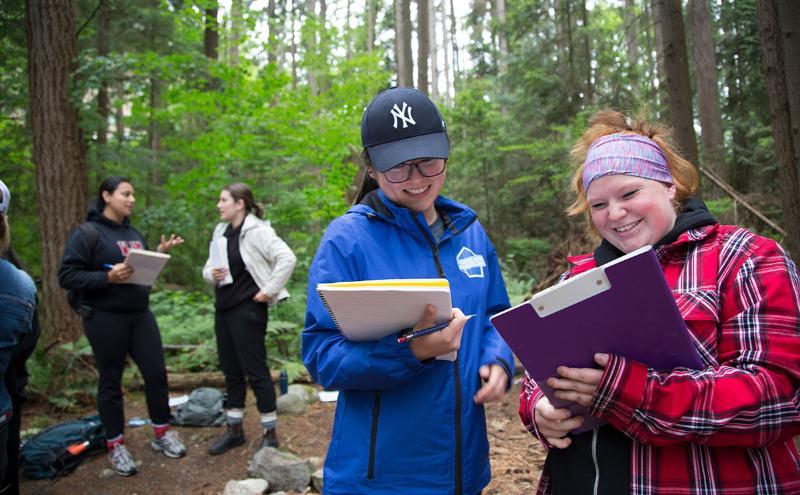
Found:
[519,110,800,494]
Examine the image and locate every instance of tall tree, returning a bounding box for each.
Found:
[688,0,726,183]
[494,0,508,74]
[96,0,110,145]
[757,0,800,255]
[26,0,87,343]
[651,0,699,164]
[395,0,413,86]
[429,0,439,97]
[204,5,219,60]
[440,0,451,99]
[228,0,243,66]
[448,0,459,89]
[775,0,800,177]
[417,0,430,93]
[367,0,376,51]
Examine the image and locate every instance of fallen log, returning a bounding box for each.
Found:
[124,369,313,391]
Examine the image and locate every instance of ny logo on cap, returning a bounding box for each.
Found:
[390,102,416,129]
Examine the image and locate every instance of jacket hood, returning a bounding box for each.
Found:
[594,197,718,266]
[86,206,132,228]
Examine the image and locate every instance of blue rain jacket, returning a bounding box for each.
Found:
[303,190,514,495]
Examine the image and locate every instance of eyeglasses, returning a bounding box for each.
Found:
[382,159,446,183]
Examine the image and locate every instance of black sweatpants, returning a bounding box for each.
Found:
[83,309,170,439]
[215,300,276,413]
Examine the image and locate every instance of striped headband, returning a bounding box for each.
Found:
[582,133,673,192]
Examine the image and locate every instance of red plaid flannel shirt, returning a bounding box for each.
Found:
[520,224,800,494]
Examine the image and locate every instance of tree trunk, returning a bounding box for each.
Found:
[776,0,800,178]
[757,0,800,256]
[441,0,451,99]
[580,0,592,105]
[115,81,125,145]
[651,0,699,165]
[229,0,242,66]
[204,7,219,60]
[642,0,661,106]
[429,0,439,98]
[495,0,507,74]
[304,0,318,95]
[395,0,413,87]
[367,0,376,51]
[721,0,750,192]
[417,0,430,92]
[448,0,459,90]
[688,0,726,186]
[96,0,109,145]
[290,0,298,86]
[26,0,87,344]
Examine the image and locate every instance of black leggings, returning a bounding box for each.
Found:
[215,300,276,413]
[83,309,170,439]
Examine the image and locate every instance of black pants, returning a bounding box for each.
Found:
[215,300,276,413]
[83,309,170,439]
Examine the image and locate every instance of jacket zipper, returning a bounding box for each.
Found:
[367,391,381,479]
[592,427,600,495]
[416,217,465,495]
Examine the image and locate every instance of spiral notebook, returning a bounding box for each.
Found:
[316,278,456,360]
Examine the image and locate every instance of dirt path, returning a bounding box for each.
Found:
[21,382,546,495]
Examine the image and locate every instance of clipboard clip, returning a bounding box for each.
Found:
[529,268,612,317]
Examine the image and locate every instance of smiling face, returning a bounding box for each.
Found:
[217,189,246,224]
[102,181,135,221]
[373,158,446,224]
[586,174,677,253]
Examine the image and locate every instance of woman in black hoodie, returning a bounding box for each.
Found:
[59,177,186,477]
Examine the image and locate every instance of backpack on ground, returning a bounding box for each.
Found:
[65,222,98,314]
[171,387,225,427]
[20,415,106,479]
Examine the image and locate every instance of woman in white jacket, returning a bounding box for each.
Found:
[202,183,296,455]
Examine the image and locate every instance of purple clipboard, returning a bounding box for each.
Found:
[491,245,703,433]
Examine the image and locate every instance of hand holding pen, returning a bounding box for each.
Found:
[406,305,471,361]
[105,262,133,284]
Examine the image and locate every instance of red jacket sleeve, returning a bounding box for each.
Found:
[590,239,800,447]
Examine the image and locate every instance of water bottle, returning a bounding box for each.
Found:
[279,369,288,395]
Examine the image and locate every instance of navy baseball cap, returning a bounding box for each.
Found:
[361,87,449,172]
[0,179,9,214]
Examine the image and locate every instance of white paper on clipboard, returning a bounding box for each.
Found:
[210,237,233,286]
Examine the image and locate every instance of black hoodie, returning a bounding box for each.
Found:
[58,208,151,313]
[543,198,718,495]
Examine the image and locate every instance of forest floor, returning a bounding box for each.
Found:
[20,380,546,495]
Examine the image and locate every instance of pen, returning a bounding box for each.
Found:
[103,263,114,269]
[397,314,475,343]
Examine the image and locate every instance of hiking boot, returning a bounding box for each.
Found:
[258,426,279,450]
[109,444,138,477]
[150,430,187,459]
[207,422,245,455]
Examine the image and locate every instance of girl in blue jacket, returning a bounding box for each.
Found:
[303,87,514,495]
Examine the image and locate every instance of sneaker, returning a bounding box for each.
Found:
[109,444,138,476]
[150,430,187,459]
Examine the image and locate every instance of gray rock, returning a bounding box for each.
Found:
[312,468,324,493]
[286,384,319,404]
[247,447,312,492]
[98,468,115,480]
[223,478,269,495]
[276,393,307,415]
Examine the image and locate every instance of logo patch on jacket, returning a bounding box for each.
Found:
[117,240,144,256]
[456,247,486,278]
